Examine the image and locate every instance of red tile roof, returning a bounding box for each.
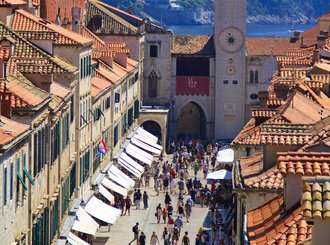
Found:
[239,153,283,190]
[171,35,215,55]
[248,194,312,245]
[12,10,93,46]
[0,116,30,146]
[0,0,25,5]
[91,76,113,97]
[278,152,330,176]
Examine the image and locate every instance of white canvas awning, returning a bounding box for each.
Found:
[76,206,99,229]
[127,143,153,161]
[84,196,121,224]
[206,170,232,180]
[72,220,97,236]
[131,137,161,155]
[118,158,142,178]
[109,165,135,188]
[133,133,162,150]
[101,178,128,197]
[99,184,115,204]
[137,127,158,142]
[67,232,90,245]
[126,146,152,166]
[217,148,234,163]
[120,152,144,173]
[108,171,132,190]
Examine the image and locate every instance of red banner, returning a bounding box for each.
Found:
[176,76,209,96]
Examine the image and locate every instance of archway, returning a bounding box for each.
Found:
[141,120,162,141]
[177,102,206,139]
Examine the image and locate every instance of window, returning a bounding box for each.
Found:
[176,58,209,76]
[254,70,259,83]
[233,80,238,84]
[114,125,119,146]
[134,100,140,119]
[10,160,13,200]
[128,107,133,127]
[150,45,158,57]
[79,150,90,186]
[70,162,76,197]
[249,70,254,83]
[105,97,111,109]
[51,122,60,163]
[135,72,139,82]
[148,70,158,97]
[122,113,127,136]
[80,58,83,79]
[33,128,46,177]
[4,166,7,206]
[223,80,229,84]
[115,93,120,103]
[250,94,258,100]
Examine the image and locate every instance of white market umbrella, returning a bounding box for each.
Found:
[216,148,234,164]
[206,169,232,180]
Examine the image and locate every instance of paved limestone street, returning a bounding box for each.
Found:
[94,154,211,245]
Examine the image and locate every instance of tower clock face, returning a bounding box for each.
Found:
[219,27,244,53]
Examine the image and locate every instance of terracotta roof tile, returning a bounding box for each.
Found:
[172,35,215,55]
[12,10,93,46]
[0,116,30,146]
[302,177,330,220]
[91,76,113,97]
[0,0,25,5]
[278,152,330,176]
[248,194,312,244]
[50,82,70,99]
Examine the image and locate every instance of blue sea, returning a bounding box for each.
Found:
[167,23,315,37]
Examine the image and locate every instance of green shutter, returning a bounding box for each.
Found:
[4,167,7,205]
[10,161,13,199]
[23,165,35,185]
[17,171,28,191]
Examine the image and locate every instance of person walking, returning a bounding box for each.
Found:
[181,231,190,245]
[156,203,162,223]
[129,222,139,245]
[139,231,146,245]
[124,196,132,216]
[174,216,183,236]
[150,231,160,245]
[136,189,142,209]
[155,177,160,196]
[162,227,171,245]
[185,201,192,223]
[162,208,168,224]
[172,224,180,245]
[165,192,172,208]
[143,191,149,209]
[193,162,199,177]
[177,203,185,219]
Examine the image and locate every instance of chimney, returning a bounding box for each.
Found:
[258,91,269,108]
[114,53,128,69]
[128,4,133,15]
[71,7,81,34]
[293,31,300,40]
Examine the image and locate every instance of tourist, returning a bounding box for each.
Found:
[165,192,172,208]
[195,234,201,245]
[155,177,160,196]
[143,191,149,209]
[124,196,132,216]
[156,203,162,223]
[170,177,177,195]
[133,189,138,207]
[167,202,174,218]
[202,163,208,179]
[178,178,185,194]
[162,227,171,245]
[139,231,146,245]
[174,216,183,236]
[181,231,190,245]
[162,208,168,224]
[177,203,185,219]
[167,215,174,232]
[136,189,142,209]
[150,231,160,245]
[189,188,197,203]
[185,201,192,223]
[129,222,139,245]
[172,224,180,245]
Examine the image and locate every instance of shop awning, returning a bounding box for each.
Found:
[127,143,153,161]
[109,165,135,188]
[67,232,90,245]
[72,220,97,236]
[206,170,232,180]
[76,206,99,230]
[84,196,121,224]
[101,178,128,197]
[126,147,152,166]
[119,153,144,173]
[133,133,162,150]
[117,158,142,178]
[99,184,115,204]
[137,127,158,142]
[131,137,161,155]
[108,171,132,190]
[217,148,234,164]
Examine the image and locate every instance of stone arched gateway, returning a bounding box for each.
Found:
[141,120,162,140]
[177,101,206,139]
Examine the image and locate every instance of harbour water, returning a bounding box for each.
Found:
[167,23,315,37]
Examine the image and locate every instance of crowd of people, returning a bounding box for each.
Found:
[125,139,233,245]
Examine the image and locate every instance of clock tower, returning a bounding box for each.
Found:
[214,0,246,140]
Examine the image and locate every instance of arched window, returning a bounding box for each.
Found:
[249,70,254,83]
[148,70,158,97]
[255,70,259,83]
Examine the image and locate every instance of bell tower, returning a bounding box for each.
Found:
[214,0,246,140]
